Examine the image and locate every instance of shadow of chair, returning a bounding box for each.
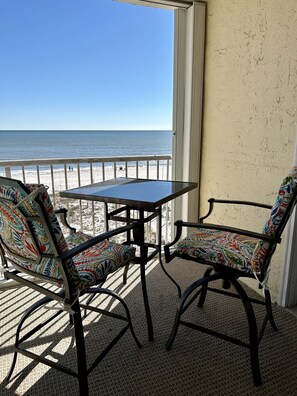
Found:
[164,168,297,386]
[0,176,141,395]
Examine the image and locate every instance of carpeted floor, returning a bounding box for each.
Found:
[1,258,297,396]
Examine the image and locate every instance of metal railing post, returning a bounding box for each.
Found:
[5,166,11,178]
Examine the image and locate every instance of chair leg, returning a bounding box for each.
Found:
[258,289,277,342]
[159,256,182,298]
[166,274,220,350]
[231,278,262,386]
[123,263,129,285]
[83,279,106,318]
[5,352,18,384]
[5,296,52,383]
[167,273,262,386]
[114,291,142,348]
[197,267,213,308]
[264,289,277,330]
[85,287,142,348]
[72,300,89,396]
[83,294,96,318]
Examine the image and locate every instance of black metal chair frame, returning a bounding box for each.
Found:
[164,194,297,386]
[0,179,141,396]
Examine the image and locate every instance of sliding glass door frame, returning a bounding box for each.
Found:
[172,2,206,224]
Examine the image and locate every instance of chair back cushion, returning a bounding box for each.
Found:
[0,178,81,287]
[251,168,297,272]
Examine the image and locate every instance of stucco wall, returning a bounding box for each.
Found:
[201,0,297,301]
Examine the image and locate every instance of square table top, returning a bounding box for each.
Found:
[60,178,197,211]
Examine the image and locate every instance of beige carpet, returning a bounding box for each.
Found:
[1,258,297,396]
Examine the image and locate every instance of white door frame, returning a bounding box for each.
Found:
[279,143,297,307]
[279,207,297,307]
[172,2,206,223]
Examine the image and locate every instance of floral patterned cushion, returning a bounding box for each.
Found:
[176,229,258,273]
[0,198,38,261]
[66,232,136,289]
[0,180,80,286]
[251,171,297,272]
[0,178,135,290]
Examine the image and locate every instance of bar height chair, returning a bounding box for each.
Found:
[0,176,141,395]
[164,168,297,386]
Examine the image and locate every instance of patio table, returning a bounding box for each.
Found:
[60,177,197,341]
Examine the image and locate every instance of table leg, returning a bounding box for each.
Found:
[139,209,154,341]
[140,246,153,341]
[104,202,109,232]
[123,207,131,285]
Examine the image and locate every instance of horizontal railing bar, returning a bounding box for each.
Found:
[0,155,171,168]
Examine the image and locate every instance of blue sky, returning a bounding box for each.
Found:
[0,0,174,130]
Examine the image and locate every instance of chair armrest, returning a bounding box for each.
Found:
[54,208,76,234]
[60,222,140,261]
[200,198,272,222]
[174,220,281,243]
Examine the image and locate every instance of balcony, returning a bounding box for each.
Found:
[2,155,297,394]
[2,156,297,396]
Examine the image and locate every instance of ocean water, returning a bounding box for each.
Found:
[0,130,172,161]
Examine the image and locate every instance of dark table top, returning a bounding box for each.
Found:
[60,178,197,210]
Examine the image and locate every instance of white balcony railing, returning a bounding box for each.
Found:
[0,155,172,246]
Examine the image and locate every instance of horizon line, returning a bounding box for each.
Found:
[0,129,172,132]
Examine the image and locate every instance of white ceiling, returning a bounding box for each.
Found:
[114,0,193,10]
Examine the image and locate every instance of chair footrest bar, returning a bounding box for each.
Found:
[16,324,132,379]
[206,287,266,306]
[19,309,63,345]
[15,347,78,378]
[87,324,130,375]
[179,320,251,349]
[80,304,128,322]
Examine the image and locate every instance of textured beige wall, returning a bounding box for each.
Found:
[201,0,297,301]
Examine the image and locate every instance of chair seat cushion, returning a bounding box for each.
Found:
[176,229,259,273]
[66,232,135,289]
